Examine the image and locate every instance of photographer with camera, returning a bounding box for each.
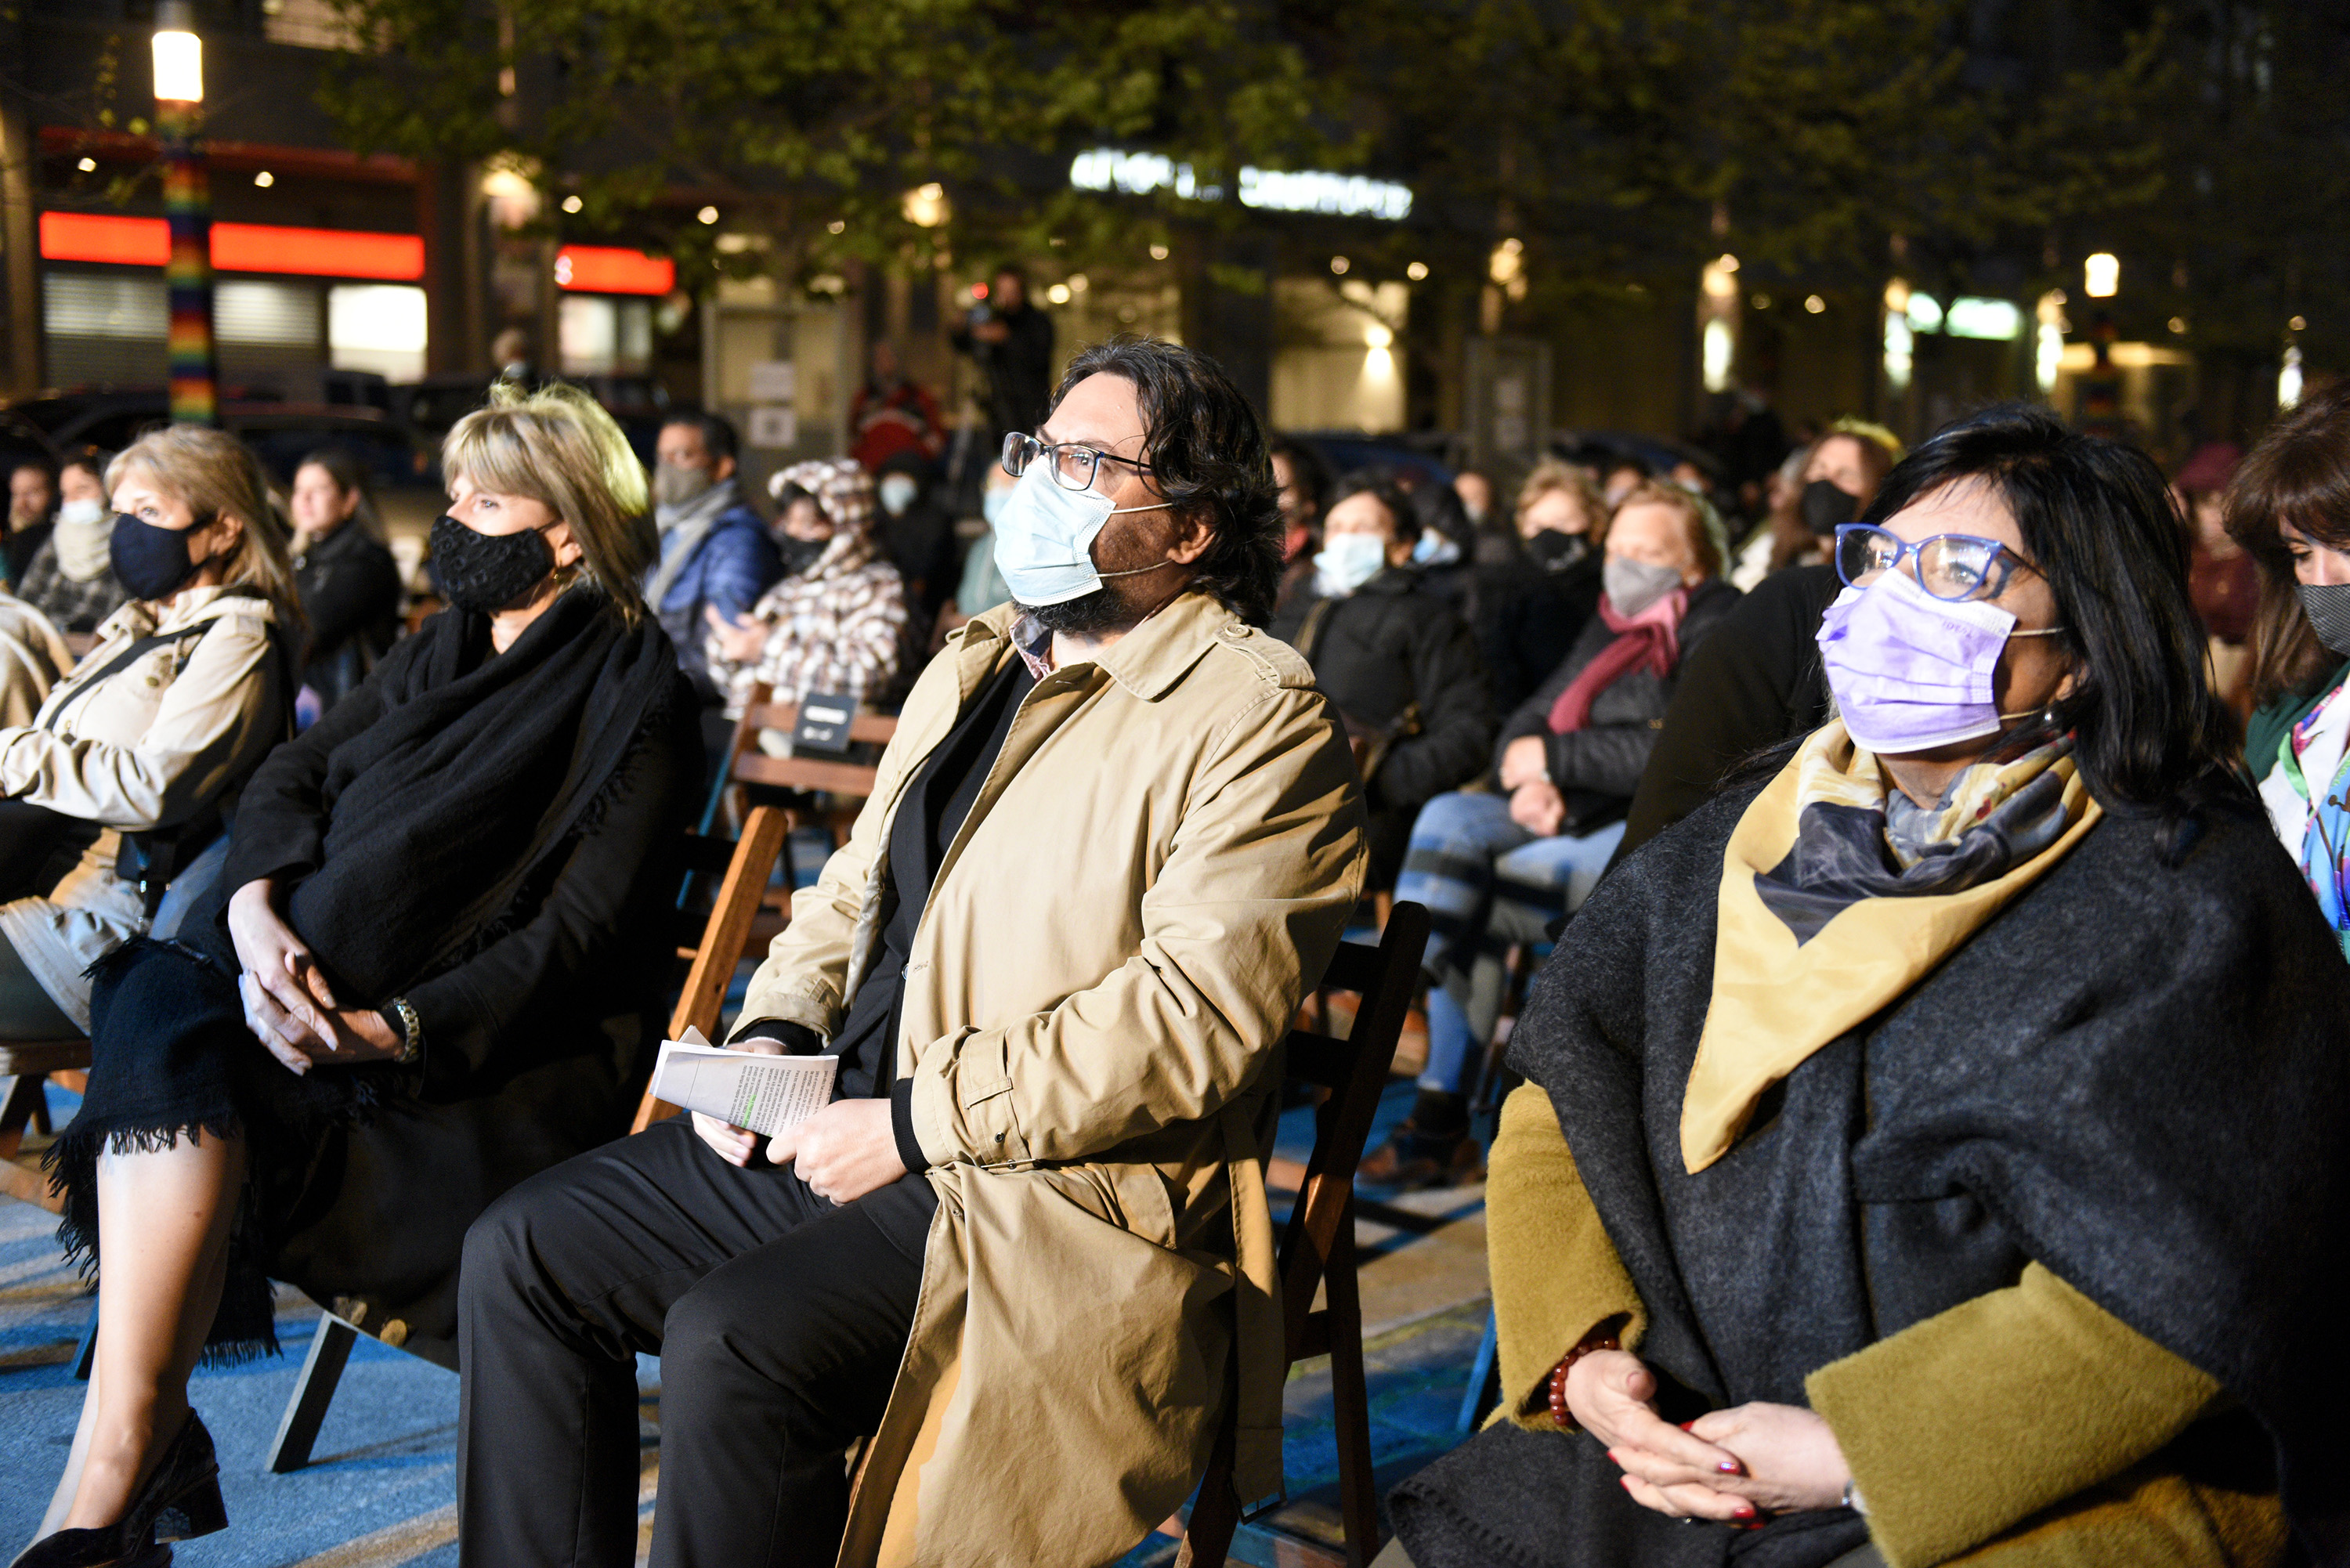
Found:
[949,266,1055,445]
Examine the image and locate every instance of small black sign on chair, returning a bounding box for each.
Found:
[790,693,858,756]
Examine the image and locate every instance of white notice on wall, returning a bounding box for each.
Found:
[649,1031,838,1137]
[747,359,797,401]
[747,405,797,450]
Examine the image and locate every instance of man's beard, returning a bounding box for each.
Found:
[1020,585,1139,635]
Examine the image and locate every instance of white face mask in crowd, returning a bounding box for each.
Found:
[1412,528,1462,569]
[1314,532,1388,598]
[989,458,1170,607]
[58,497,105,527]
[879,474,920,517]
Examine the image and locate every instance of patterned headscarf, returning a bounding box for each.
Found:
[768,457,876,539]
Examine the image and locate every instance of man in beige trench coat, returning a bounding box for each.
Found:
[456,338,1369,1568]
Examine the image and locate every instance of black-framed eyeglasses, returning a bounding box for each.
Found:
[1001,431,1154,493]
[1834,523,2041,605]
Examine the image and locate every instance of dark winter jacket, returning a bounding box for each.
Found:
[1616,564,1837,859]
[651,493,782,699]
[873,450,962,630]
[1271,565,1495,884]
[1475,545,1603,713]
[293,521,401,714]
[1491,576,1740,825]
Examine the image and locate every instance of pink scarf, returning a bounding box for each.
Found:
[1547,587,1688,733]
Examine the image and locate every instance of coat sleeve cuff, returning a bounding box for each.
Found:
[726,1018,825,1053]
[1805,1263,2222,1568]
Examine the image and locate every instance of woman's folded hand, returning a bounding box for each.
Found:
[1569,1350,1762,1524]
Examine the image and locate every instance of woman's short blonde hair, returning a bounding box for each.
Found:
[442,381,655,623]
[106,425,304,631]
[1609,479,1726,580]
[1516,459,1607,545]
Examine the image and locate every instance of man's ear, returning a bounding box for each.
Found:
[1166,508,1216,566]
[714,454,738,484]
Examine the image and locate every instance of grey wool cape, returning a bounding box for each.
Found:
[1390,779,2350,1568]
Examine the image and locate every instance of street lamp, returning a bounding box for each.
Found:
[154,0,217,425]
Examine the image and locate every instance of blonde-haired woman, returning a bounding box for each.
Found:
[21,384,703,1567]
[0,424,299,1049]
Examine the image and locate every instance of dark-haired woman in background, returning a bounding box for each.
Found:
[19,448,131,637]
[1386,405,2344,1567]
[287,449,402,716]
[2236,380,2350,956]
[1269,474,1494,889]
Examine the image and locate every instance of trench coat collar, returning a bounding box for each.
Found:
[964,588,1234,703]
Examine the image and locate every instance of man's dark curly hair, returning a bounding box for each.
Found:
[1047,336,1283,625]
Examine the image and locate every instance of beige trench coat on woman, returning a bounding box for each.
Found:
[737,591,1367,1567]
[0,587,287,1025]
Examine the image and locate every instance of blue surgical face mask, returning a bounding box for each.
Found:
[1314,532,1388,597]
[1412,527,1462,568]
[878,474,920,517]
[989,459,1170,607]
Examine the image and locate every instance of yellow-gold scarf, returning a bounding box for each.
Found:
[1682,720,2101,1173]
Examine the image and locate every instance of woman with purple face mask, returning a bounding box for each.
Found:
[1384,406,2337,1568]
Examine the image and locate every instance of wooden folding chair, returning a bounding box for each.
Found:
[631,804,794,1133]
[708,688,897,941]
[1180,900,1433,1568]
[264,811,798,1474]
[0,1039,88,1163]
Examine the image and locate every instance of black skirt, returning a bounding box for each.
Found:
[47,937,402,1361]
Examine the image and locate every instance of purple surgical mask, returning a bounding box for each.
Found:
[1816,568,2064,753]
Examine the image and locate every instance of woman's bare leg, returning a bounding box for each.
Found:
[49,1131,243,1532]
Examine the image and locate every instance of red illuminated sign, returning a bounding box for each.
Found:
[555,246,676,296]
[40,211,425,280]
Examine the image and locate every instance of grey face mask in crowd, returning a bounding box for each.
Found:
[2299,581,2350,656]
[653,463,715,510]
[1603,556,1683,618]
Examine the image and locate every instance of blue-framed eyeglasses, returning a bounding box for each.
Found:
[1834,523,2041,605]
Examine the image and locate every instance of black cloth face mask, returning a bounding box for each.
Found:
[109,511,207,601]
[1524,530,1590,573]
[1801,478,1860,537]
[2299,581,2350,657]
[428,512,555,613]
[779,534,829,576]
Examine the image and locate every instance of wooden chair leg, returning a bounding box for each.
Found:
[1324,1194,1383,1567]
[266,1316,360,1473]
[0,1072,48,1160]
[1173,1423,1242,1568]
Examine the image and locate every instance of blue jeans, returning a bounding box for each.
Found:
[1394,791,1625,1098]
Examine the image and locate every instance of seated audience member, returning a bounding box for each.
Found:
[847,339,945,475]
[456,339,1366,1568]
[20,448,130,635]
[1728,444,1810,591]
[872,448,960,634]
[1383,405,2339,1568]
[1601,454,1650,509]
[7,456,57,585]
[1271,434,1332,615]
[1270,474,1495,888]
[932,459,1016,649]
[1479,460,1607,711]
[1614,423,1900,858]
[287,448,402,714]
[0,427,298,1053]
[1370,482,1734,1185]
[0,587,70,728]
[646,410,782,704]
[2236,381,2350,956]
[2176,440,2254,710]
[1455,468,1499,532]
[19,385,700,1566]
[704,457,908,713]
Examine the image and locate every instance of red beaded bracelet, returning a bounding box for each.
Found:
[1546,1331,1623,1430]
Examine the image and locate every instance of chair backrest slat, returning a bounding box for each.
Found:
[738,701,902,746]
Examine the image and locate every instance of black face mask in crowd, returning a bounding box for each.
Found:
[1800,478,1860,538]
[1524,530,1590,573]
[779,535,829,577]
[428,512,555,613]
[109,511,205,601]
[2300,582,2350,657]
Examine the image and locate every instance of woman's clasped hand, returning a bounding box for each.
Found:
[1567,1349,1850,1525]
[226,877,403,1071]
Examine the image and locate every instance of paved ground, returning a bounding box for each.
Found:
[0,911,1495,1566]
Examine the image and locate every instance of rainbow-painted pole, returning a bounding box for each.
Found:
[158,96,215,425]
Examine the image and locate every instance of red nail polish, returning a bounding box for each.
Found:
[1717,1461,1742,1474]
[1678,1421,1695,1431]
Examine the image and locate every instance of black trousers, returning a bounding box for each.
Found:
[456,1115,938,1568]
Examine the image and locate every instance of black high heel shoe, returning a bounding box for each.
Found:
[13,1411,225,1567]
